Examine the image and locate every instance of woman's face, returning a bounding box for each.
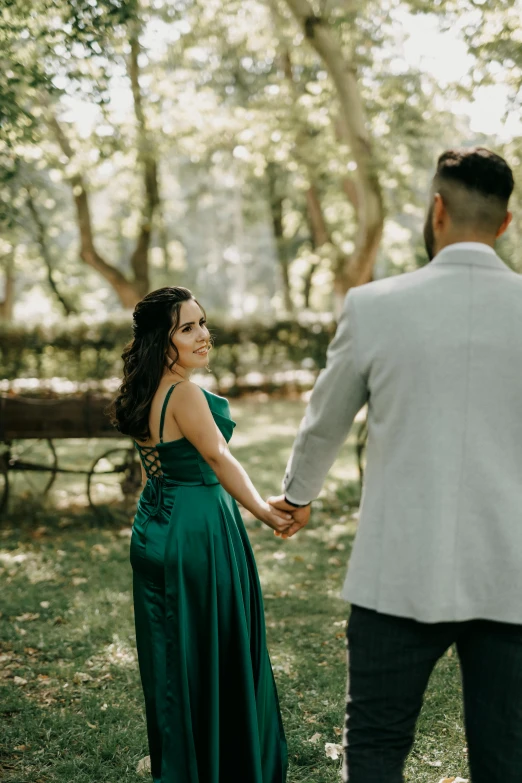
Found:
[168,298,210,371]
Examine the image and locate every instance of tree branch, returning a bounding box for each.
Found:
[267,161,295,314]
[128,20,159,293]
[26,190,75,316]
[0,251,15,322]
[306,184,331,247]
[302,184,331,308]
[46,112,141,308]
[283,0,384,297]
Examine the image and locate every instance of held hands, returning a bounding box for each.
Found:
[256,501,294,533]
[267,495,311,539]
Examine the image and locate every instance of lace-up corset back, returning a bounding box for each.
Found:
[135,383,236,486]
[135,383,180,480]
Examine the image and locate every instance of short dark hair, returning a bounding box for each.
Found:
[433,147,514,233]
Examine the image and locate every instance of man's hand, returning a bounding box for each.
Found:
[267,495,311,539]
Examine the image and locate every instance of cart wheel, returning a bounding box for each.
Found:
[3,439,58,510]
[87,446,141,520]
[0,447,9,516]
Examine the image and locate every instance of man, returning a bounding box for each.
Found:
[269,148,522,782]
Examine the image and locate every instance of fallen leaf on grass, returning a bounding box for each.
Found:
[327,557,342,567]
[438,778,468,783]
[14,745,30,751]
[13,676,28,686]
[15,613,40,622]
[72,577,88,586]
[38,691,57,707]
[91,544,109,556]
[73,672,93,684]
[30,526,48,539]
[86,722,98,729]
[308,733,322,744]
[137,755,151,775]
[325,742,343,760]
[40,601,50,609]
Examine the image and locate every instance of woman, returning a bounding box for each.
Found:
[109,287,290,783]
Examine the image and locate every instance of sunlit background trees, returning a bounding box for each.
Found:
[1,0,520,330]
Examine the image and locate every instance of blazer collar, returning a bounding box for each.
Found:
[431,242,508,271]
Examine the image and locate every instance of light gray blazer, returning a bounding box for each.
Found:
[283,243,522,623]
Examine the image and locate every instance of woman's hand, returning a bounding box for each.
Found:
[255,501,294,533]
[268,495,311,539]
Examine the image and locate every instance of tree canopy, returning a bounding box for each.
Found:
[1,0,520,323]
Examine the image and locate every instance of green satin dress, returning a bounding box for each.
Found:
[130,384,288,783]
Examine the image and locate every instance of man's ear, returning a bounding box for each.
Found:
[432,193,447,228]
[496,211,513,239]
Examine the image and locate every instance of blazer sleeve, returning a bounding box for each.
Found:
[283,291,369,505]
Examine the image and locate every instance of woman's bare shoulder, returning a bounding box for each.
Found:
[169,380,208,407]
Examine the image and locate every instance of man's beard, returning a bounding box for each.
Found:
[423,203,435,261]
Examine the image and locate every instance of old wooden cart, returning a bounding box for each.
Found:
[0,393,141,517]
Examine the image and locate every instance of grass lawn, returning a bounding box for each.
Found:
[0,398,469,782]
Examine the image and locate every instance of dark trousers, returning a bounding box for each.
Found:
[343,605,522,783]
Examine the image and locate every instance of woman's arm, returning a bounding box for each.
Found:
[170,382,293,532]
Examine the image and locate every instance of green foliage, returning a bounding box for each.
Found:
[0,315,336,385]
[2,0,521,319]
[0,0,134,146]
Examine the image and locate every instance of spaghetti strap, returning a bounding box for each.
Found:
[159,383,182,443]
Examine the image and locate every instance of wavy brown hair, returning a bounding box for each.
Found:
[108,286,204,441]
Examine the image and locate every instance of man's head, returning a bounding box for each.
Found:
[423,147,514,260]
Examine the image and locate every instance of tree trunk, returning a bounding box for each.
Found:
[26,191,75,316]
[0,251,15,322]
[47,113,143,308]
[128,20,159,294]
[306,184,330,247]
[302,185,331,308]
[157,205,171,271]
[283,0,385,310]
[42,17,161,310]
[302,250,319,310]
[268,32,329,310]
[267,162,295,315]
